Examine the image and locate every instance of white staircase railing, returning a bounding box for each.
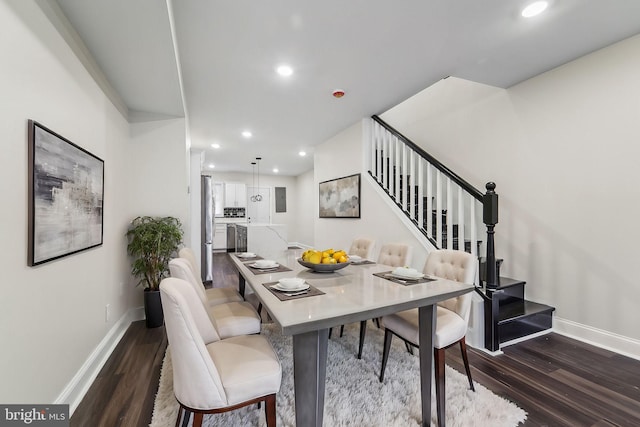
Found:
[366,116,485,257]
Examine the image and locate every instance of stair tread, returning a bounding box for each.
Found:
[497,300,555,324]
[481,276,526,291]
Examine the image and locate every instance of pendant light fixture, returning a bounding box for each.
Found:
[250,157,263,202]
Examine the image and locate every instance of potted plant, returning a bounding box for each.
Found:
[126,216,183,328]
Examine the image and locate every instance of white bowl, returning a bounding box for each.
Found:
[278,277,306,289]
[348,255,362,261]
[239,252,256,258]
[255,259,277,268]
[392,267,423,278]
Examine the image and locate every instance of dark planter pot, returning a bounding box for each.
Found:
[144,288,164,328]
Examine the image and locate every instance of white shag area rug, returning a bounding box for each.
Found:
[150,323,527,427]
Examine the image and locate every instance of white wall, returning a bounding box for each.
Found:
[0,0,133,404]
[294,169,315,247]
[313,122,432,268]
[128,118,189,222]
[380,34,640,344]
[0,0,189,405]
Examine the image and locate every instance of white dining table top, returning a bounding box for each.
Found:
[231,249,474,336]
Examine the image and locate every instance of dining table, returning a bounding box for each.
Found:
[230,249,474,427]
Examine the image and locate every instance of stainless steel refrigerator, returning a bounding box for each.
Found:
[201,175,214,282]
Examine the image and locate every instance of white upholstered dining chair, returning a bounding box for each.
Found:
[348,237,376,260]
[377,242,413,268]
[160,277,281,427]
[178,247,244,306]
[354,243,413,359]
[379,249,477,427]
[169,258,261,338]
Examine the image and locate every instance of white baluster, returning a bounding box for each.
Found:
[402,143,408,211]
[458,186,465,252]
[436,171,442,247]
[395,136,400,203]
[410,149,416,219]
[418,157,424,231]
[426,163,433,240]
[470,200,477,257]
[446,177,453,250]
[370,120,376,177]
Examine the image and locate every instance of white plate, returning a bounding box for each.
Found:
[348,255,362,261]
[389,272,425,280]
[251,262,278,269]
[271,283,310,292]
[278,278,306,288]
[238,252,256,258]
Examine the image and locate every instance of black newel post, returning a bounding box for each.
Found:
[483,182,498,288]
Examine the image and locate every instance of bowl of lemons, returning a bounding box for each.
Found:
[298,248,351,273]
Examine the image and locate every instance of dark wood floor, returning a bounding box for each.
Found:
[72,253,640,426]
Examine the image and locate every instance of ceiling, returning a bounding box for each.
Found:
[50,0,640,177]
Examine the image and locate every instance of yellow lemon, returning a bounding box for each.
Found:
[338,255,348,263]
[309,253,322,264]
[322,256,332,264]
[332,252,342,261]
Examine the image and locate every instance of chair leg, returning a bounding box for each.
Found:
[192,412,204,427]
[340,324,344,337]
[459,337,475,392]
[328,327,333,339]
[405,340,413,355]
[358,320,367,359]
[434,347,446,427]
[374,317,380,328]
[265,394,277,427]
[257,302,263,319]
[379,329,393,382]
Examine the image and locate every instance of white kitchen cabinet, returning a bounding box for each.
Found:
[224,182,247,208]
[212,223,227,250]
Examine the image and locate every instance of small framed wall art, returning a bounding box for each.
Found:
[28,120,104,266]
[318,173,360,218]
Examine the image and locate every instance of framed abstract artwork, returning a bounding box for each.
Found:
[28,120,104,266]
[319,173,361,218]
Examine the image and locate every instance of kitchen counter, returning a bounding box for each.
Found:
[215,217,247,224]
[236,223,287,258]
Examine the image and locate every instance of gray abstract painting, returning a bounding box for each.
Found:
[28,121,104,265]
[319,173,360,218]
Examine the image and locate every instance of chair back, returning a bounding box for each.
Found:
[377,243,412,267]
[349,237,376,259]
[178,247,204,287]
[160,278,226,409]
[169,258,207,303]
[423,249,476,322]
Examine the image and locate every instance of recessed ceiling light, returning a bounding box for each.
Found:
[276,65,293,77]
[522,1,548,18]
[211,143,220,149]
[273,168,279,173]
[299,151,306,157]
[208,163,215,169]
[242,130,252,138]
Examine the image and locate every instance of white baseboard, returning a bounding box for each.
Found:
[55,306,145,415]
[553,317,640,361]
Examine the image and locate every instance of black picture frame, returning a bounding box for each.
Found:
[28,120,104,266]
[318,173,361,218]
